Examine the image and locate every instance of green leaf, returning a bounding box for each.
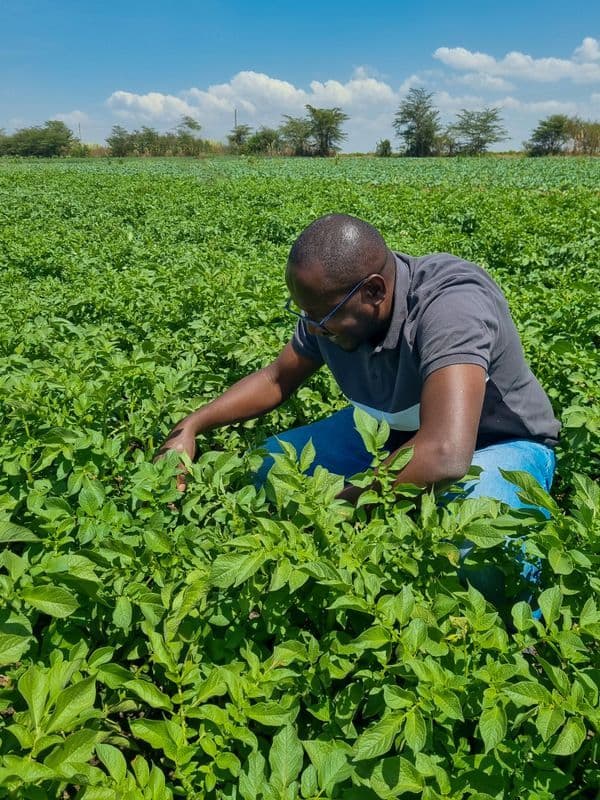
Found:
[328,595,372,613]
[46,677,96,733]
[432,690,464,721]
[125,679,173,710]
[353,625,390,651]
[215,751,241,777]
[239,750,267,800]
[21,585,79,618]
[536,706,565,742]
[403,618,427,654]
[130,719,179,753]
[300,764,318,798]
[387,446,414,473]
[96,743,127,784]
[0,633,32,666]
[580,597,600,628]
[44,728,99,770]
[504,681,553,707]
[0,755,57,783]
[353,713,403,761]
[499,469,559,515]
[246,701,297,727]
[550,716,587,756]
[193,669,228,704]
[463,520,506,548]
[303,740,352,793]
[370,756,424,798]
[210,551,266,588]
[538,585,562,626]
[113,596,132,630]
[269,725,303,790]
[548,548,574,575]
[404,706,426,752]
[479,704,507,752]
[353,407,380,455]
[79,477,105,515]
[383,685,414,710]
[131,756,150,788]
[299,439,316,473]
[467,582,487,615]
[511,601,534,631]
[0,521,39,543]
[18,665,49,729]
[396,585,415,625]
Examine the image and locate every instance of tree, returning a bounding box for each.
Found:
[393,88,440,157]
[375,138,392,157]
[0,120,75,157]
[175,115,203,156]
[305,105,349,156]
[524,115,571,156]
[447,107,507,155]
[279,115,314,155]
[565,116,600,156]
[227,124,252,152]
[245,127,282,155]
[106,125,133,156]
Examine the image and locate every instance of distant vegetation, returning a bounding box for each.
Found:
[1,89,598,157]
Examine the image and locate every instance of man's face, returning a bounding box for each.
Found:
[285,257,391,352]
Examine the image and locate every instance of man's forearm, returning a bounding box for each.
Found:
[339,433,470,503]
[386,433,469,487]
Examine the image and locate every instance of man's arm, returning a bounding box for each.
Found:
[158,342,320,488]
[340,363,486,502]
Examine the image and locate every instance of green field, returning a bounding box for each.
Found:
[0,157,599,799]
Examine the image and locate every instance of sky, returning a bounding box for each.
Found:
[1,0,599,152]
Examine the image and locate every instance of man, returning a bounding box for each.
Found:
[160,214,559,517]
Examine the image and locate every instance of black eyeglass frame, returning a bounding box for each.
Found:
[284,273,377,336]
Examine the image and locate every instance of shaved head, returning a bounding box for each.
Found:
[288,214,388,289]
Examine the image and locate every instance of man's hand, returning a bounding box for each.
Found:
[155,343,320,494]
[156,420,198,492]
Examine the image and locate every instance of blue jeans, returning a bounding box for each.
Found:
[256,406,556,606]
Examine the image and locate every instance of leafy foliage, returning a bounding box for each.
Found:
[447,108,508,155]
[0,121,75,157]
[393,88,441,157]
[0,156,598,798]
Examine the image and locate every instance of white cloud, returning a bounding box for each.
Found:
[435,90,484,113]
[397,74,422,95]
[434,37,600,83]
[496,96,578,114]
[102,40,599,153]
[574,37,600,63]
[107,90,196,121]
[53,110,89,127]
[454,73,514,91]
[106,70,399,148]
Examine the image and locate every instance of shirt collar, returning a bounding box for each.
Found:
[372,251,410,353]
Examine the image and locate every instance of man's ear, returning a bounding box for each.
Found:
[363,275,387,305]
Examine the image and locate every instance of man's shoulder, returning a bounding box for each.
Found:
[396,251,500,294]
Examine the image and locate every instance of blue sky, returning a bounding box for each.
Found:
[1,0,599,151]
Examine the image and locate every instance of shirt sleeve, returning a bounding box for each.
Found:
[291,318,325,365]
[416,283,499,382]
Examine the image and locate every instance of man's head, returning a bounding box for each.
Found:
[285,214,395,351]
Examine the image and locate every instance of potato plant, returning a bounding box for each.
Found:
[0,156,598,798]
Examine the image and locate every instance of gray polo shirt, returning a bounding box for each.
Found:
[291,252,560,450]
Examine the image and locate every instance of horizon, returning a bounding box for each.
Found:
[1,0,599,152]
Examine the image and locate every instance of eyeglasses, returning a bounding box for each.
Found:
[284,273,377,337]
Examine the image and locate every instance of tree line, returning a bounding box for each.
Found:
[1,89,598,157]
